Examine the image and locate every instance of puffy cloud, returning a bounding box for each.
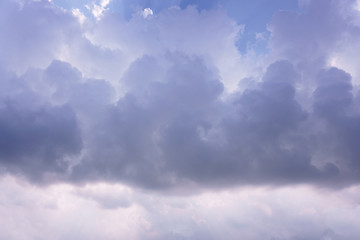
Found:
[0,61,82,183]
[313,67,360,183]
[69,53,224,189]
[268,0,347,64]
[0,0,80,73]
[3,0,360,239]
[0,103,82,183]
[67,58,344,190]
[0,0,360,192]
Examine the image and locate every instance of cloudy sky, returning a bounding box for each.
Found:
[1,0,360,239]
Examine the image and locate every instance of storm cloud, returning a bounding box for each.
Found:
[0,0,359,192]
[2,0,360,239]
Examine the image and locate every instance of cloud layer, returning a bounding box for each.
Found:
[2,0,360,239]
[1,176,360,240]
[0,0,360,192]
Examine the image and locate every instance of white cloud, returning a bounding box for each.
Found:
[142,8,153,18]
[85,5,247,92]
[1,175,360,240]
[91,0,112,20]
[72,8,86,24]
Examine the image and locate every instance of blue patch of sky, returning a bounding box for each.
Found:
[52,0,299,54]
[224,0,299,54]
[52,0,84,10]
[182,0,299,54]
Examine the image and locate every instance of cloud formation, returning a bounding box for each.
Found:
[3,0,360,239]
[1,176,360,240]
[0,0,360,193]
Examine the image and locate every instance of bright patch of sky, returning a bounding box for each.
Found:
[179,0,299,53]
[52,0,299,54]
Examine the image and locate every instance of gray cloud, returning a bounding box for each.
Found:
[313,67,360,183]
[0,0,360,193]
[3,2,360,239]
[75,187,132,209]
[0,64,82,183]
[69,57,350,190]
[1,54,359,191]
[268,0,353,65]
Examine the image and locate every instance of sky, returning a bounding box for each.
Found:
[1,0,360,239]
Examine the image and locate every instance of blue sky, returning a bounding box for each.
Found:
[53,0,299,52]
[1,0,360,239]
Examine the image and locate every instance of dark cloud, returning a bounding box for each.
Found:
[1,55,359,190]
[0,0,360,193]
[0,104,82,181]
[70,54,225,189]
[3,1,360,240]
[0,64,82,183]
[69,57,345,190]
[313,67,360,183]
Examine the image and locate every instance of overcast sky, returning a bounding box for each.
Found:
[1,0,360,239]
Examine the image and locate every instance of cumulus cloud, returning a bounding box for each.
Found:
[0,0,79,73]
[0,0,360,192]
[3,0,360,239]
[141,8,154,18]
[0,62,82,183]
